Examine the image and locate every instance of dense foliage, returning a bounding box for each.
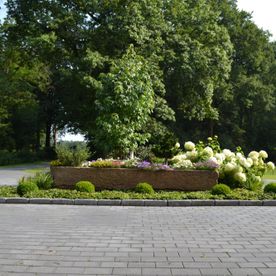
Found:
[1,186,276,200]
[75,181,95,193]
[0,0,275,161]
[171,137,274,190]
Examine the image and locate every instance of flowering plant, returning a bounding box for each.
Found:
[171,136,275,189]
[136,161,172,170]
[82,158,173,170]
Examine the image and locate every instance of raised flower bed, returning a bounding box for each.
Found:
[50,166,218,191]
[50,136,275,192]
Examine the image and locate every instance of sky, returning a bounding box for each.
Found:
[0,0,275,141]
[237,0,276,40]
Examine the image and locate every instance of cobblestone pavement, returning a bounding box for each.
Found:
[0,205,276,275]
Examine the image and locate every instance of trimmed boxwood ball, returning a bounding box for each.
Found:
[264,183,276,193]
[75,181,95,193]
[211,183,231,196]
[17,181,39,196]
[135,182,154,194]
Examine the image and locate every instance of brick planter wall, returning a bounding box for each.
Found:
[51,167,218,191]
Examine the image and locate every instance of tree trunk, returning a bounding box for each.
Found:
[35,127,40,152]
[209,120,214,137]
[130,150,134,159]
[53,125,57,149]
[45,121,51,149]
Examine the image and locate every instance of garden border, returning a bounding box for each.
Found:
[0,197,276,206]
[51,166,218,191]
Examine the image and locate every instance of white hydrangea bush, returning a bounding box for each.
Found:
[171,136,275,189]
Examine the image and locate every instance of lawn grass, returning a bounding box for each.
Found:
[263,169,276,180]
[0,186,275,200]
[23,167,49,174]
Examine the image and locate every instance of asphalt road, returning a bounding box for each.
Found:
[0,163,49,186]
[0,205,276,275]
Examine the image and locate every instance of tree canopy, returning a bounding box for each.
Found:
[0,0,275,160]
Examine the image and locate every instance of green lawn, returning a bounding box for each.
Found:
[263,169,276,180]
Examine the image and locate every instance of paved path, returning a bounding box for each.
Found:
[0,205,276,275]
[0,163,49,186]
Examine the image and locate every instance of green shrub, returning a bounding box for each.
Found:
[32,172,53,190]
[17,179,39,196]
[50,160,62,166]
[264,183,276,193]
[55,142,90,167]
[75,181,95,193]
[211,184,231,196]
[89,160,122,168]
[135,182,154,194]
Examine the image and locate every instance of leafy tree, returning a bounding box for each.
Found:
[1,0,275,160]
[95,46,155,157]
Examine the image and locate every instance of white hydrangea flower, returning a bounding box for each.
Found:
[238,157,247,167]
[171,154,187,163]
[246,158,253,166]
[234,165,243,173]
[175,142,180,148]
[236,152,243,159]
[214,153,224,165]
[208,157,219,165]
[184,141,195,151]
[223,149,235,159]
[267,161,275,171]
[224,162,236,172]
[203,146,213,157]
[186,150,198,161]
[172,159,194,169]
[259,150,268,159]
[234,172,247,183]
[215,153,225,161]
[259,159,264,165]
[248,151,259,159]
[252,157,259,166]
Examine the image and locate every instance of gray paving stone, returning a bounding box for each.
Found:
[215,200,239,206]
[29,198,52,204]
[239,200,263,206]
[84,267,113,274]
[74,199,98,205]
[0,197,6,203]
[51,198,74,205]
[144,200,168,206]
[167,200,192,206]
[263,200,276,206]
[0,205,275,275]
[258,268,276,275]
[113,267,141,275]
[171,268,201,275]
[142,268,171,275]
[5,197,29,204]
[97,199,121,206]
[121,199,145,206]
[228,268,261,275]
[190,200,215,206]
[200,268,231,275]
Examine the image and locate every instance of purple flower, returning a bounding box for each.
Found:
[137,161,173,170]
[137,161,151,169]
[194,160,219,170]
